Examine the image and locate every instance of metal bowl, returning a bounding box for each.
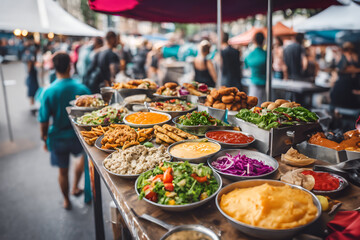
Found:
[94,135,116,153]
[102,152,140,179]
[147,102,198,118]
[123,112,172,128]
[205,130,255,148]
[172,116,234,137]
[207,149,279,181]
[135,164,222,211]
[160,225,220,240]
[215,179,322,240]
[167,139,222,164]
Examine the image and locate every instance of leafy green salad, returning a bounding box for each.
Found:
[177,111,229,126]
[235,106,318,130]
[137,161,219,205]
[77,105,128,125]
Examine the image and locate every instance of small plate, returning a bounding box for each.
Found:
[70,116,115,129]
[205,130,255,148]
[94,135,116,153]
[308,171,349,195]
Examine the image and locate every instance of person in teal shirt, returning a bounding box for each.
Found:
[38,52,90,209]
[244,32,266,105]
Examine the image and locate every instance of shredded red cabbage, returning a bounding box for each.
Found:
[211,152,274,176]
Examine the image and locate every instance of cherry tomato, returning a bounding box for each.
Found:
[163,168,173,183]
[145,191,158,202]
[191,173,207,183]
[164,183,174,191]
[152,174,164,182]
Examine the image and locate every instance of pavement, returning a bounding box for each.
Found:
[0,62,114,240]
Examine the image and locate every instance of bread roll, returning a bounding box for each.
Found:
[261,101,272,108]
[213,102,226,110]
[280,102,292,108]
[206,94,214,104]
[210,89,220,99]
[267,103,280,110]
[164,82,178,89]
[275,99,289,105]
[222,95,235,104]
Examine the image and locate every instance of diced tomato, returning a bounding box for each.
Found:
[191,173,207,183]
[164,183,174,191]
[163,168,173,183]
[145,191,158,202]
[152,174,163,182]
[170,99,175,103]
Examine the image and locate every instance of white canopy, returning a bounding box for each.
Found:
[0,0,103,36]
[295,2,360,32]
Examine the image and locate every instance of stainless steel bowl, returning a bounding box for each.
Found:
[205,130,255,148]
[167,139,222,164]
[172,116,234,137]
[215,180,322,240]
[95,135,115,153]
[160,225,220,240]
[207,149,279,181]
[135,164,222,212]
[147,102,197,118]
[123,112,172,128]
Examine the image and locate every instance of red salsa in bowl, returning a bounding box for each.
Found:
[302,170,340,191]
[206,131,254,145]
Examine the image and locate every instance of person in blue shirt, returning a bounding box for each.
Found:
[244,32,267,105]
[38,52,91,209]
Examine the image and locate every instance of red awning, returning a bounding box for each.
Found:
[273,22,297,36]
[229,27,267,46]
[88,0,339,23]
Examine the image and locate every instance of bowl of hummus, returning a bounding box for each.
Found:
[215,179,321,240]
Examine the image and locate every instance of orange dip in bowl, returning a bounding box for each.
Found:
[125,112,169,125]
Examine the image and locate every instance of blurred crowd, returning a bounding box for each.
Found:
[1,29,360,113]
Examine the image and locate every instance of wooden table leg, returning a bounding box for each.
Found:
[89,159,105,240]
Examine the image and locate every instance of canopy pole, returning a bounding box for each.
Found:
[216,0,222,88]
[266,0,273,101]
[0,58,14,142]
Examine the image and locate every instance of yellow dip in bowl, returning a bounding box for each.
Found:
[220,183,318,229]
[169,141,221,159]
[125,112,169,125]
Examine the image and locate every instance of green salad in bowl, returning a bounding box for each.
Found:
[173,111,233,136]
[135,161,221,211]
[76,105,128,126]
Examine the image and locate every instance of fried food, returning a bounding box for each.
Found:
[204,87,258,111]
[154,124,198,146]
[281,147,316,167]
[80,125,112,146]
[154,125,185,142]
[112,79,157,90]
[93,125,153,150]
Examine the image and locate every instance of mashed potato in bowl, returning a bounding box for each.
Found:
[219,183,318,229]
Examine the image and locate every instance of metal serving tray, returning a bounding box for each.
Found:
[296,141,360,164]
[235,118,322,157]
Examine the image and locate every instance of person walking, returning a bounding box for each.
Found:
[283,33,306,80]
[244,32,266,105]
[22,40,39,110]
[330,42,360,108]
[85,31,119,93]
[38,52,91,209]
[272,37,286,79]
[221,32,242,90]
[193,40,217,88]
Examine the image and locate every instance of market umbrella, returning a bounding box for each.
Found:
[228,27,267,46]
[89,0,339,101]
[295,1,360,32]
[228,23,296,46]
[273,22,297,36]
[88,0,338,23]
[0,0,103,36]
